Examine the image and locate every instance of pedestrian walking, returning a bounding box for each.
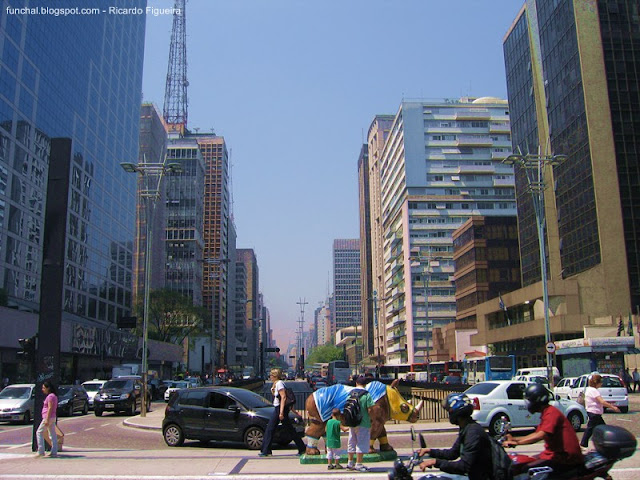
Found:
[259,368,306,457]
[35,380,58,458]
[633,368,640,393]
[580,374,620,449]
[325,408,348,470]
[346,376,374,472]
[623,368,633,393]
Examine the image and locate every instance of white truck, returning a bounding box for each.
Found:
[111,363,142,378]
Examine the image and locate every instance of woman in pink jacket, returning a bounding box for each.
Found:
[35,380,58,457]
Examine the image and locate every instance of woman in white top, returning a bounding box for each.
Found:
[259,368,305,456]
[580,373,620,448]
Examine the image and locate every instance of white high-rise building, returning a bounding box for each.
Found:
[378,97,515,365]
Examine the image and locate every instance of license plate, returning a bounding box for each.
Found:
[106,404,114,408]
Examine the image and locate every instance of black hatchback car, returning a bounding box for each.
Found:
[162,386,304,450]
[56,385,89,416]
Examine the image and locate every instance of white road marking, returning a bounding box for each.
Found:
[85,427,95,431]
[7,443,31,449]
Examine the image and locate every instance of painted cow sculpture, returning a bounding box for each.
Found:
[304,379,423,455]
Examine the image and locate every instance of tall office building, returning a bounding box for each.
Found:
[237,248,259,370]
[0,0,146,380]
[357,144,375,359]
[365,115,395,365]
[135,104,168,300]
[333,239,361,332]
[376,98,516,365]
[474,0,640,368]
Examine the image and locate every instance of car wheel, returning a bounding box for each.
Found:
[82,401,89,415]
[489,414,510,437]
[620,406,629,413]
[244,426,264,450]
[95,408,103,417]
[127,400,136,416]
[163,424,184,447]
[567,411,582,431]
[22,410,31,425]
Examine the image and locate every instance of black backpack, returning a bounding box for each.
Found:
[342,389,367,427]
[489,435,513,480]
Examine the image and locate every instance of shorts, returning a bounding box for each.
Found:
[347,426,370,454]
[326,447,340,460]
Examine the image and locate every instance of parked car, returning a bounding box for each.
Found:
[569,373,629,413]
[162,386,304,449]
[464,380,586,436]
[553,377,577,400]
[0,384,35,424]
[82,380,107,410]
[443,375,463,385]
[164,380,190,402]
[94,377,147,416]
[57,384,90,416]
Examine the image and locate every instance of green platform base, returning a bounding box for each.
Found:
[299,450,398,464]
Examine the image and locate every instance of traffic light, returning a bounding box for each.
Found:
[16,335,37,361]
[265,347,280,353]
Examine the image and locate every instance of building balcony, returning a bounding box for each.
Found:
[457,164,496,174]
[491,151,509,160]
[489,123,511,133]
[457,135,493,147]
[455,110,491,120]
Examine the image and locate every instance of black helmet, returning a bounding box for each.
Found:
[442,393,473,425]
[524,383,550,413]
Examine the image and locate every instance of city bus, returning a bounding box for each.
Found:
[327,360,350,385]
[379,363,431,380]
[463,354,516,384]
[428,360,463,382]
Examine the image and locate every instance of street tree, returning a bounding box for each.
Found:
[306,343,344,365]
[134,289,207,345]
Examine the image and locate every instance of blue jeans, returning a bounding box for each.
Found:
[260,406,305,455]
[36,419,57,455]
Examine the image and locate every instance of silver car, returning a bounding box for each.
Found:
[82,380,107,410]
[0,384,35,424]
[569,373,628,413]
[465,380,586,436]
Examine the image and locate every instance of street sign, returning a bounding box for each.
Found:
[265,347,280,353]
[545,342,556,354]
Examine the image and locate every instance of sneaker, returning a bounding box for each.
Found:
[354,465,369,472]
[334,464,344,469]
[346,464,355,470]
[258,452,271,457]
[327,465,335,470]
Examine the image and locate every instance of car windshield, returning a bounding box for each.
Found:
[58,387,72,396]
[465,383,499,395]
[0,387,30,399]
[83,383,102,392]
[230,389,273,408]
[171,381,189,389]
[103,380,132,389]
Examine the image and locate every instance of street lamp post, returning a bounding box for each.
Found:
[503,150,567,386]
[410,248,435,365]
[121,158,182,417]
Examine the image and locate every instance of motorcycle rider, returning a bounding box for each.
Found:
[418,393,492,480]
[503,383,583,473]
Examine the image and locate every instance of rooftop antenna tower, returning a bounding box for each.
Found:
[163,0,188,135]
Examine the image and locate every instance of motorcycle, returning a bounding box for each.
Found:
[388,419,636,480]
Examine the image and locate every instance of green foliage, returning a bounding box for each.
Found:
[306,343,345,365]
[134,289,207,345]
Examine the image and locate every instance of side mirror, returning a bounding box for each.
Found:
[419,433,427,449]
[555,394,561,401]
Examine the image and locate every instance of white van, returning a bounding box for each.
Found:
[514,367,559,379]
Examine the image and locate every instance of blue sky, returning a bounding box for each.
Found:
[141,0,524,350]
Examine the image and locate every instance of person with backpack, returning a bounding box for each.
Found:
[503,383,583,474]
[418,393,492,480]
[259,368,306,457]
[345,376,374,472]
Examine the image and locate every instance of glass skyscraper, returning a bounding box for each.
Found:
[0,0,146,380]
